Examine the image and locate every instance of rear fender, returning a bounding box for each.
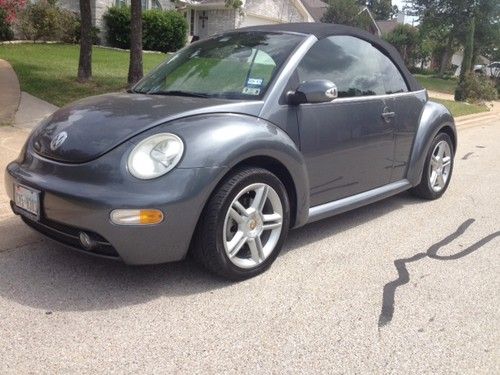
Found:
[407,100,457,186]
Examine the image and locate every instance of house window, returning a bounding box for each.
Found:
[115,0,150,9]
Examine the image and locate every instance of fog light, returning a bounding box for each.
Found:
[110,209,164,225]
[79,232,96,250]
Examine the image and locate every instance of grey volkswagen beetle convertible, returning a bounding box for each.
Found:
[5,23,456,279]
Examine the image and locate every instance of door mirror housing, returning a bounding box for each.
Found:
[287,80,338,105]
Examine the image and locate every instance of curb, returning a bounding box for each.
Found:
[456,113,500,129]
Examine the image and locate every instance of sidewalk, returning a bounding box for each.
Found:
[0,59,21,126]
[0,59,58,130]
[14,92,59,130]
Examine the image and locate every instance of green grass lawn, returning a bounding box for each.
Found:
[0,43,167,107]
[415,74,458,95]
[0,44,491,119]
[431,98,489,117]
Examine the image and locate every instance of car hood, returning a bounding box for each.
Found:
[31,92,263,163]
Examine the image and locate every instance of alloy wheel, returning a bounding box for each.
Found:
[223,183,284,269]
[429,140,452,192]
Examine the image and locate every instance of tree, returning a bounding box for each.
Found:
[77,0,92,82]
[128,0,143,85]
[459,12,475,79]
[358,0,395,20]
[322,0,361,26]
[0,0,26,23]
[469,0,500,64]
[384,24,420,66]
[412,0,499,76]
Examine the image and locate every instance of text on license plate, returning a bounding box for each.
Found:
[14,184,40,218]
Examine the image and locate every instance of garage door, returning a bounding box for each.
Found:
[240,15,280,28]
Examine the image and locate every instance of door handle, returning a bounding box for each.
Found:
[381,109,395,123]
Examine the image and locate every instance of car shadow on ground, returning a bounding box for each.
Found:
[0,192,424,312]
[283,191,423,253]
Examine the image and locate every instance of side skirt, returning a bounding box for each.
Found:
[307,180,412,224]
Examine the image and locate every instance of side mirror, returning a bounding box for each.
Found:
[287,79,338,105]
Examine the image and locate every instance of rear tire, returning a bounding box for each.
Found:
[410,132,454,200]
[192,167,290,280]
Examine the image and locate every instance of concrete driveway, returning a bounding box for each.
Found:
[0,118,498,374]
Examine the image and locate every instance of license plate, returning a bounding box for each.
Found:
[14,184,40,220]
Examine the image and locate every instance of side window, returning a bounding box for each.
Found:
[378,53,408,94]
[296,35,408,98]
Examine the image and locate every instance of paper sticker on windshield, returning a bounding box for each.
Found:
[247,78,263,86]
[242,87,261,96]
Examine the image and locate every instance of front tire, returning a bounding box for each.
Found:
[192,167,290,280]
[411,132,454,200]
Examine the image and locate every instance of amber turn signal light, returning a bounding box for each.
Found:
[110,209,164,225]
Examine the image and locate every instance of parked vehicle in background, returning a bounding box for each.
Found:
[5,24,456,280]
[474,62,500,78]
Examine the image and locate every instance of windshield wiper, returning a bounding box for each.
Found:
[148,90,211,98]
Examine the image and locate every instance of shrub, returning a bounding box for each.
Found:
[57,9,79,43]
[408,67,436,75]
[103,6,131,49]
[142,9,187,52]
[59,9,100,45]
[0,0,27,24]
[18,0,61,41]
[0,7,13,41]
[455,73,497,102]
[104,6,187,52]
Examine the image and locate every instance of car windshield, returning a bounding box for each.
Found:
[132,32,305,100]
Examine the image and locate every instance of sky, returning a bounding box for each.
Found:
[392,0,404,8]
[392,0,419,25]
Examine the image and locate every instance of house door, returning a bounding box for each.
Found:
[196,10,209,39]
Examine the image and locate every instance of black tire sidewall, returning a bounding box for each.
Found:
[423,133,454,199]
[204,168,290,279]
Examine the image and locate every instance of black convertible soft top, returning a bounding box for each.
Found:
[238,23,423,92]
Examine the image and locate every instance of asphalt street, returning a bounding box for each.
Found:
[0,119,498,374]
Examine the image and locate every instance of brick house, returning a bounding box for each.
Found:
[176,1,317,41]
[58,0,175,37]
[58,0,322,43]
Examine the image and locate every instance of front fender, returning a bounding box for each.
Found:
[136,113,310,228]
[407,100,457,186]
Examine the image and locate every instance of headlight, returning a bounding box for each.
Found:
[128,133,184,179]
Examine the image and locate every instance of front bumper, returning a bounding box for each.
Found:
[5,141,226,265]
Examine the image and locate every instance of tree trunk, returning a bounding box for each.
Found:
[459,13,475,80]
[438,36,453,78]
[77,0,92,82]
[128,0,143,86]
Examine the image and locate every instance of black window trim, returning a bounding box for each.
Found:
[288,34,412,101]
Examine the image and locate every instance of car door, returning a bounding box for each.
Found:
[375,48,424,182]
[294,35,396,206]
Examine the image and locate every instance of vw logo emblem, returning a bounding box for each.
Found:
[50,131,68,151]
